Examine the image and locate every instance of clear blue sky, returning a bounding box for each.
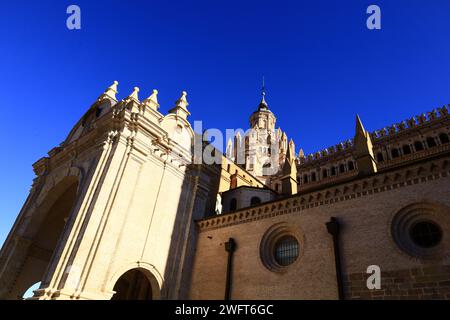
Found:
[1,0,450,246]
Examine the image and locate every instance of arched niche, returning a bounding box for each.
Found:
[12,176,79,299]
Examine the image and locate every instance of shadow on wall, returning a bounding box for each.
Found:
[160,159,223,299]
[0,176,79,300]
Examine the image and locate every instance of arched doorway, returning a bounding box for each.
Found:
[12,177,79,299]
[111,269,155,300]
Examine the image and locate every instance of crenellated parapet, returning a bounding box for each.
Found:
[370,105,449,141]
[368,105,450,171]
[300,104,449,162]
[294,104,450,190]
[298,139,354,166]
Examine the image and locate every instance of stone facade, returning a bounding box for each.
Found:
[0,81,449,300]
[0,83,219,300]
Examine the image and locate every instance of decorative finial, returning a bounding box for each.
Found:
[289,138,295,146]
[98,80,119,101]
[168,90,190,119]
[124,86,140,111]
[175,90,189,109]
[286,138,295,160]
[298,148,305,158]
[129,87,139,100]
[142,89,159,110]
[110,80,118,92]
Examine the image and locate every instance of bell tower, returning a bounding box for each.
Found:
[244,80,287,183]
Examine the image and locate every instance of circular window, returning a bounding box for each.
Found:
[409,221,442,248]
[260,223,303,272]
[391,203,449,260]
[274,236,299,266]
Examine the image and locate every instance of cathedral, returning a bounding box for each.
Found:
[0,81,449,300]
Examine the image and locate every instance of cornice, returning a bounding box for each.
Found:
[197,155,450,232]
[371,110,449,144]
[32,106,195,178]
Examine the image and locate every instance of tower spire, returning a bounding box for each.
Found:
[258,76,269,111]
[262,75,265,97]
[281,139,298,196]
[353,115,377,176]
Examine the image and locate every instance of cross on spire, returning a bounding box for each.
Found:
[262,75,265,97]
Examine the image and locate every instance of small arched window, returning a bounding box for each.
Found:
[303,174,308,183]
[311,172,316,182]
[331,167,336,176]
[230,198,237,211]
[376,152,384,162]
[391,148,400,158]
[348,161,355,171]
[339,164,345,173]
[322,169,328,178]
[414,141,424,151]
[426,137,437,148]
[250,197,261,206]
[403,145,412,155]
[439,133,449,144]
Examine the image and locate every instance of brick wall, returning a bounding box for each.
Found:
[190,158,450,300]
[344,265,450,299]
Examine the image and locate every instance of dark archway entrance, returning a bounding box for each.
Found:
[15,178,79,299]
[112,269,153,300]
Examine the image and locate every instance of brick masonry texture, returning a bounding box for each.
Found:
[344,266,450,299]
[190,159,450,299]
